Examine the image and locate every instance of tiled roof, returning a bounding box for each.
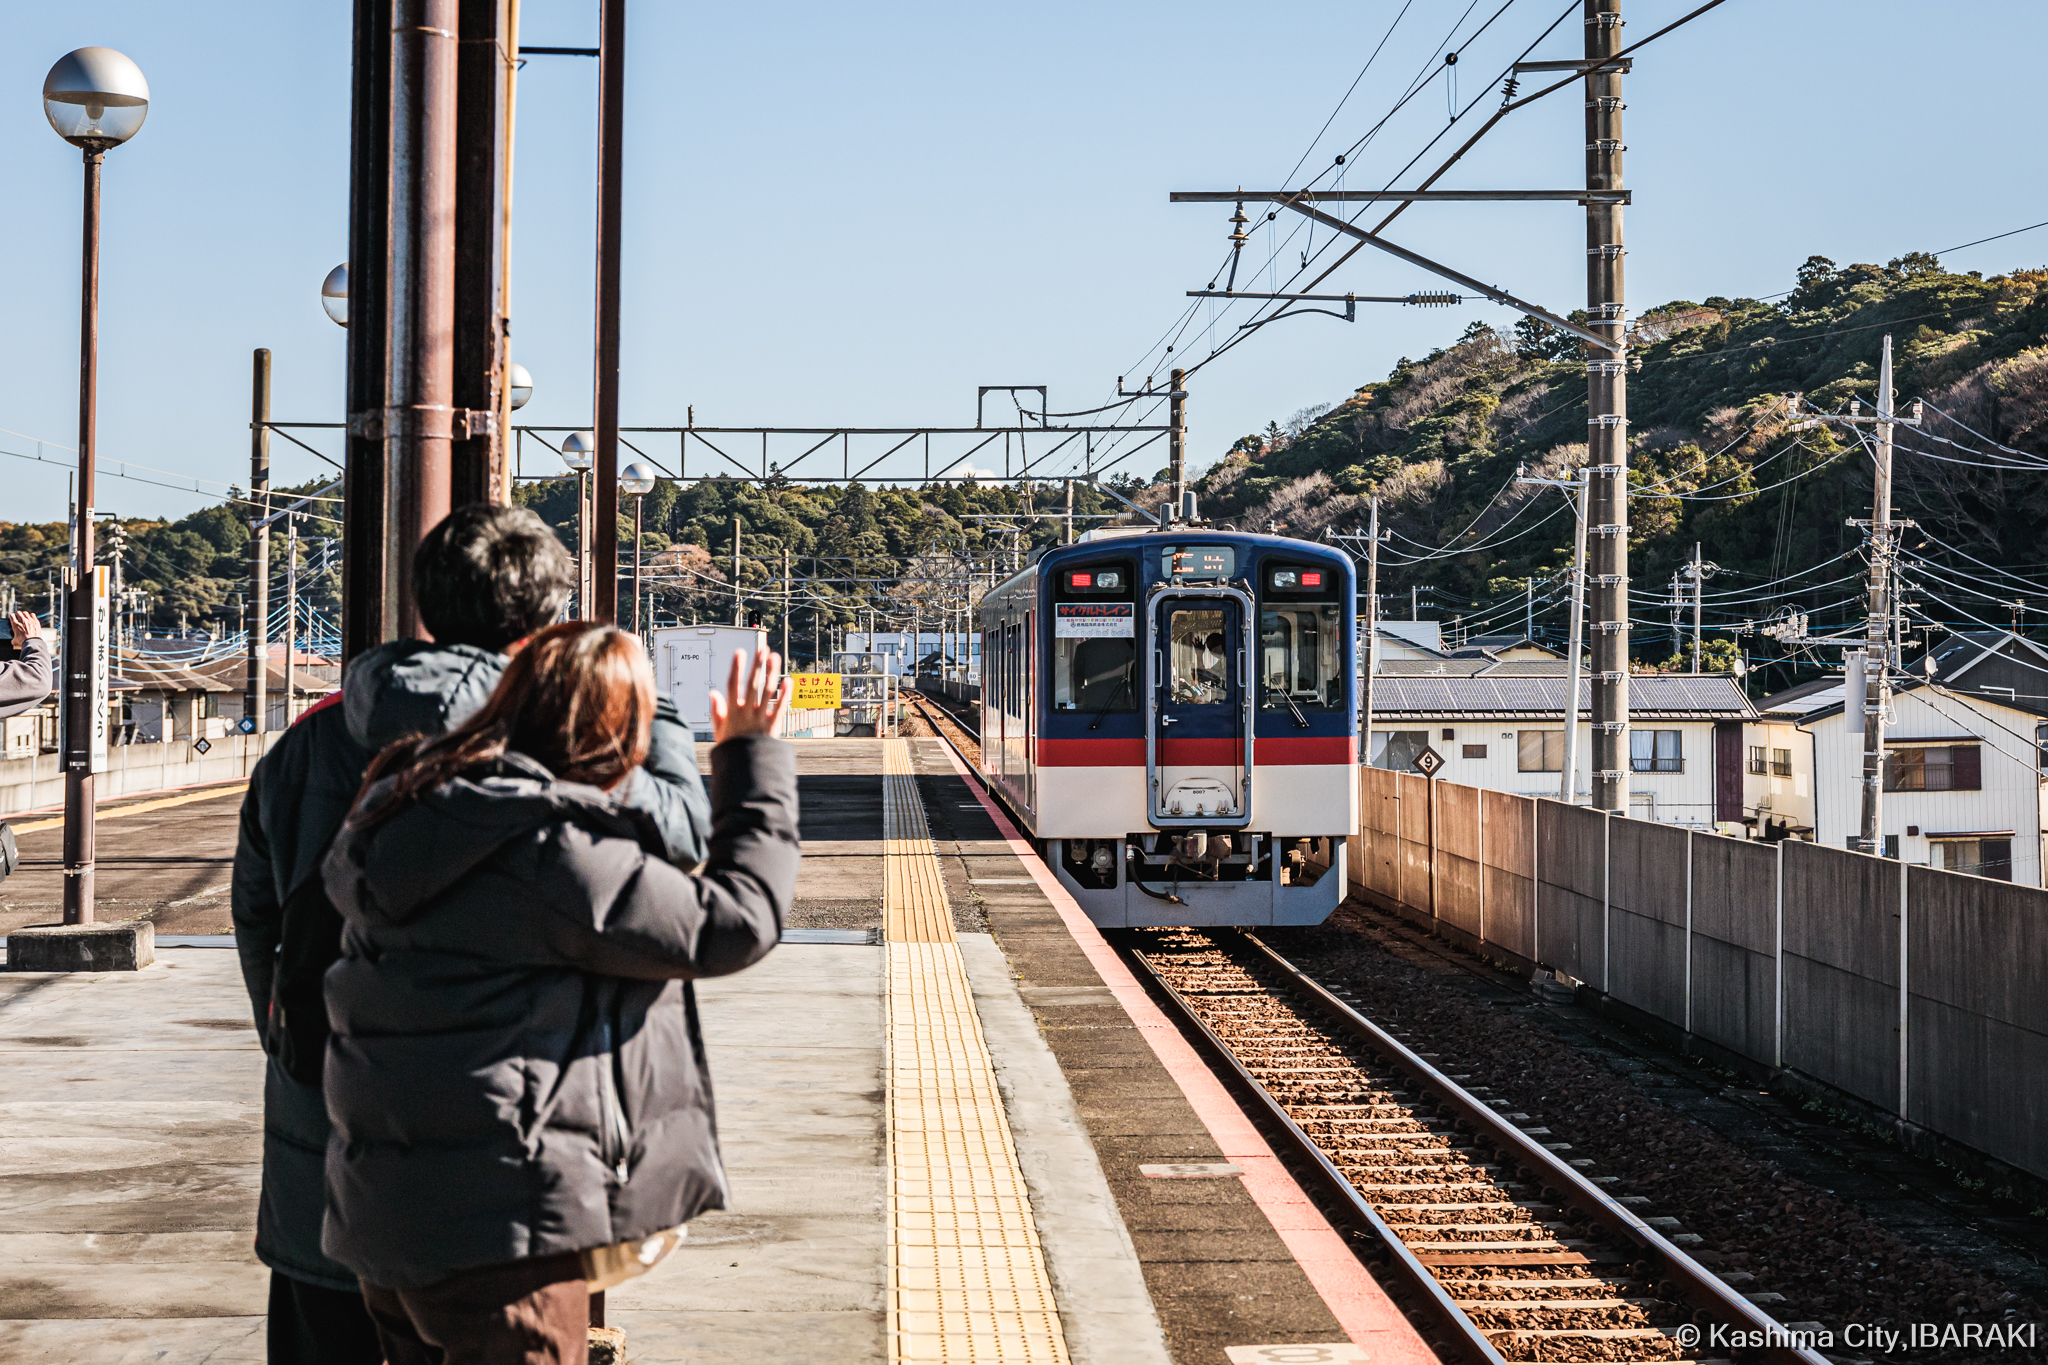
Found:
[1369,672,1756,719]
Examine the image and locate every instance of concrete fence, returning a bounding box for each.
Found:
[1,734,283,816]
[1353,764,2048,1185]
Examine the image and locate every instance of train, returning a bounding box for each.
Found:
[978,527,1358,928]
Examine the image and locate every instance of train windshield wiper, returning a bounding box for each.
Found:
[1089,671,1132,730]
[1281,692,1311,729]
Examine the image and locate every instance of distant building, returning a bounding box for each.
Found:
[1765,630,2048,884]
[1367,672,1763,829]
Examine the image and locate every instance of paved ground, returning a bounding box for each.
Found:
[1,784,249,938]
[0,740,1407,1363]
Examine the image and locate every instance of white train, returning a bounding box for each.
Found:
[978,529,1358,928]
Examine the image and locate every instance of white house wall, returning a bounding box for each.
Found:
[1741,720,1815,831]
[1803,689,2047,885]
[1368,717,1723,826]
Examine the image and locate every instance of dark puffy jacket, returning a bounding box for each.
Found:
[317,735,796,1289]
[230,640,711,1289]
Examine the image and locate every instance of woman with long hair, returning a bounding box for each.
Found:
[318,622,795,1363]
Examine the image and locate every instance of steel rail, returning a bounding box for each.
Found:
[1204,928,1831,1365]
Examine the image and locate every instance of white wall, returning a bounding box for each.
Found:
[1,732,280,816]
[1741,719,1815,832]
[1369,717,1723,825]
[1803,689,2046,885]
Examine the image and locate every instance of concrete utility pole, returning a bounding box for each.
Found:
[1168,367,1187,517]
[781,545,790,662]
[1525,577,1535,641]
[284,518,299,728]
[1585,0,1631,814]
[731,513,743,626]
[1063,479,1074,544]
[1360,497,1380,767]
[1691,540,1704,672]
[247,348,271,734]
[1857,336,1897,855]
[1561,472,1590,802]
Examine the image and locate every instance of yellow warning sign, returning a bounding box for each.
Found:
[790,673,843,709]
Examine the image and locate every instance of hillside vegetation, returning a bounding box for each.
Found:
[1193,253,2048,667]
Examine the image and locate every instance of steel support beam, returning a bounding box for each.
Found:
[451,0,514,507]
[343,0,395,661]
[590,0,625,622]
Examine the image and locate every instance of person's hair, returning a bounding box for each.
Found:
[412,503,574,651]
[350,622,655,829]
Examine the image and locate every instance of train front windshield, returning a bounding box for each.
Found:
[1258,559,1344,711]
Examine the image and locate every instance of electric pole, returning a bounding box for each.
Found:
[1562,471,1590,802]
[1064,478,1074,544]
[1360,498,1380,767]
[1168,367,1187,517]
[284,517,299,728]
[1586,0,1631,814]
[1691,541,1704,672]
[781,545,790,662]
[730,513,743,626]
[247,348,270,734]
[1857,337,1898,856]
[1525,576,1535,642]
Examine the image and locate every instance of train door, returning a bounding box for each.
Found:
[1150,594,1250,823]
[1023,609,1035,810]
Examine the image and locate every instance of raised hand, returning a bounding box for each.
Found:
[9,611,39,648]
[709,648,791,743]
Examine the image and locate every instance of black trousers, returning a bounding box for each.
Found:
[267,1270,385,1365]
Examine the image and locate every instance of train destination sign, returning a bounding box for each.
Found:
[1055,603,1135,638]
[1164,544,1236,581]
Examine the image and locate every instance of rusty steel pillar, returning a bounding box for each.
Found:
[343,0,395,662]
[451,0,516,508]
[590,0,626,624]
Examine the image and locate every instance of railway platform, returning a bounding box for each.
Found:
[0,738,1433,1365]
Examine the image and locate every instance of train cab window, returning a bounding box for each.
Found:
[1053,561,1137,713]
[1259,562,1342,712]
[1167,610,1230,705]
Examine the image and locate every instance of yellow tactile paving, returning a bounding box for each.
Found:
[882,739,1072,1364]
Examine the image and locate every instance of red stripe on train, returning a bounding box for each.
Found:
[1034,736,1355,767]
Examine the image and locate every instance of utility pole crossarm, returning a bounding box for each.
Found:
[1268,198,1620,353]
[1171,189,1631,205]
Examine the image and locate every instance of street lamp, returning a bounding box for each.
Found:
[561,432,595,619]
[620,461,656,637]
[508,362,533,411]
[45,46,148,928]
[321,263,348,327]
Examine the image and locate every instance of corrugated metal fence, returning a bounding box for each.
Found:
[1353,766,2048,1184]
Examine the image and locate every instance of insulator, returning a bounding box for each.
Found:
[1407,291,1461,308]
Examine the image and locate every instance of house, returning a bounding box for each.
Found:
[1366,672,1764,829]
[115,653,235,743]
[1458,634,1567,662]
[1767,630,2048,884]
[204,650,340,731]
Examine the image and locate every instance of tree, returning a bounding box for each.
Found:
[1788,254,1839,311]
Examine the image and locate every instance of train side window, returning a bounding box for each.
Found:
[1259,604,1342,710]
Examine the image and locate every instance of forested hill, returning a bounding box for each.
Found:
[1193,254,2048,676]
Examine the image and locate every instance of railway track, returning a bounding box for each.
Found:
[903,689,1820,1361]
[1127,929,1830,1365]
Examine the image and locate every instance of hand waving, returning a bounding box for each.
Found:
[9,611,38,649]
[709,649,790,743]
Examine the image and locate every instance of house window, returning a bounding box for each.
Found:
[1630,729,1682,772]
[1884,745,1981,792]
[1462,743,1488,759]
[1772,748,1792,776]
[1517,730,1564,772]
[1747,745,1767,775]
[1372,731,1429,771]
[200,692,220,720]
[2037,724,2048,776]
[1932,837,2012,881]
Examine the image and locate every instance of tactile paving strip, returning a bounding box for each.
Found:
[883,739,1072,1363]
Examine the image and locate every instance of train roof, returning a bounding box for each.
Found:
[984,526,1351,602]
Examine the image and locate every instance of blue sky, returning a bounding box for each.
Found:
[1,1,2042,524]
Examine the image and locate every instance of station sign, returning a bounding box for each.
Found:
[1411,745,1445,777]
[791,673,843,709]
[1055,602,1134,638]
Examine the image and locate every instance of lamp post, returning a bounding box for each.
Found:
[620,461,655,638]
[561,431,595,619]
[46,46,148,927]
[507,362,533,412]
[321,263,349,327]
